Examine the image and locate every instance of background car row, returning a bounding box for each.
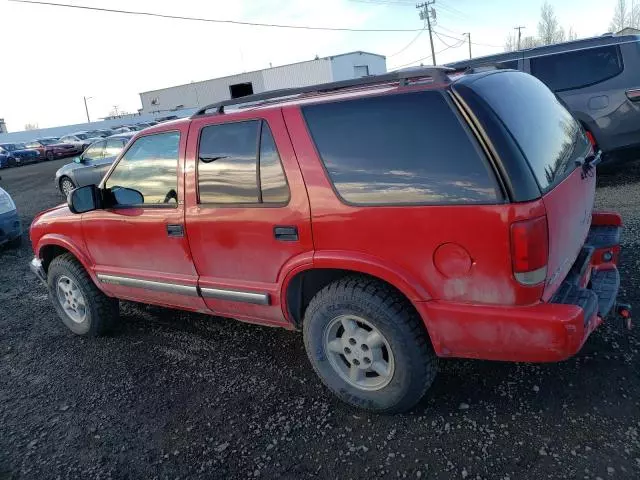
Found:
[55,132,134,195]
[0,119,165,169]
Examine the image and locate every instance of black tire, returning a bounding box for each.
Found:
[59,176,75,197]
[46,150,55,161]
[303,276,437,413]
[47,253,119,336]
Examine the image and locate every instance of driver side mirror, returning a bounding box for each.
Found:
[68,184,101,214]
[73,156,83,164]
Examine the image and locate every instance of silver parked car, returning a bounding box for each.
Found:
[447,33,640,165]
[55,133,133,196]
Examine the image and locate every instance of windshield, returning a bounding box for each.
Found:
[0,144,24,152]
[75,133,90,140]
[465,71,591,193]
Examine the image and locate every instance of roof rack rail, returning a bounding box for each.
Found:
[191,66,454,117]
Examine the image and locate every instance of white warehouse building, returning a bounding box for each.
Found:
[139,51,386,114]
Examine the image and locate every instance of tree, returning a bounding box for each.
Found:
[504,32,517,52]
[610,0,629,31]
[24,122,38,130]
[505,33,540,52]
[521,36,541,49]
[538,2,565,45]
[610,0,640,31]
[633,0,640,27]
[567,26,578,41]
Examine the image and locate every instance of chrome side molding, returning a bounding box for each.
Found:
[97,274,199,297]
[200,287,270,305]
[96,273,270,305]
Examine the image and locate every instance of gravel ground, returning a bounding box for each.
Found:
[1,159,639,480]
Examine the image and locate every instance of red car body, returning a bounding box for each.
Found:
[30,70,625,365]
[26,140,82,160]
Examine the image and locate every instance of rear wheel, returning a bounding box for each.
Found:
[59,176,75,196]
[47,253,119,336]
[303,276,438,413]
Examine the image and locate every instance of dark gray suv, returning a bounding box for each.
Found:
[448,34,640,165]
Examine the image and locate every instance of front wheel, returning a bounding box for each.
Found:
[47,253,119,336]
[46,151,55,161]
[59,176,75,196]
[303,276,438,413]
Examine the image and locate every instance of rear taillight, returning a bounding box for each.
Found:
[626,88,640,102]
[511,216,548,286]
[585,130,597,149]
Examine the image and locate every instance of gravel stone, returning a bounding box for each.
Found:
[1,159,640,479]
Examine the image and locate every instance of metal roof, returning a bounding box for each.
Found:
[447,33,640,68]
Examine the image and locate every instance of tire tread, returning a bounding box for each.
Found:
[304,275,437,413]
[48,253,118,336]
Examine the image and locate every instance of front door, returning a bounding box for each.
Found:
[74,140,105,187]
[82,126,207,312]
[184,110,313,326]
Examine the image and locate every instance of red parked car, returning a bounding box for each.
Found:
[25,138,82,160]
[29,68,630,413]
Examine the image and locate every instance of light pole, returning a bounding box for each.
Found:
[83,96,93,123]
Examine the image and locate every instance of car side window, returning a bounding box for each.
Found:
[82,141,106,162]
[197,120,289,204]
[530,45,623,92]
[105,132,180,206]
[105,139,126,158]
[302,91,500,205]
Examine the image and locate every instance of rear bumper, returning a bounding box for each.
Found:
[421,213,625,363]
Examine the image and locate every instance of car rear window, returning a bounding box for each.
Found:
[466,71,591,193]
[302,91,500,205]
[530,45,623,92]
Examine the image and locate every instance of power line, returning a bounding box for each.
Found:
[433,30,459,48]
[436,1,473,20]
[387,27,426,57]
[390,39,464,69]
[8,0,424,32]
[433,29,502,48]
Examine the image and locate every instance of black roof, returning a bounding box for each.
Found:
[447,33,640,69]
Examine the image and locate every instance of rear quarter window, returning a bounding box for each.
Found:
[302,91,501,205]
[465,71,591,193]
[530,45,623,92]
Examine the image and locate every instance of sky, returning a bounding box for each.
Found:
[0,0,618,131]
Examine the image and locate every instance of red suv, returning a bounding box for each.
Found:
[29,68,629,413]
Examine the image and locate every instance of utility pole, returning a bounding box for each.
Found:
[417,1,436,66]
[83,96,92,123]
[514,26,525,50]
[463,32,471,59]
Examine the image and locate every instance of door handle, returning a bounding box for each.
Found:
[167,224,184,237]
[274,226,298,241]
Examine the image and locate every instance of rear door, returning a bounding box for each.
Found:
[462,71,594,299]
[186,109,313,325]
[184,109,313,326]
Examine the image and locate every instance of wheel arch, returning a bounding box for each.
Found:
[282,263,438,351]
[37,235,95,280]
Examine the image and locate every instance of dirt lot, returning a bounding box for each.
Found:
[1,159,639,480]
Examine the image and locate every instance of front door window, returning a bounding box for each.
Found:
[105,132,180,205]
